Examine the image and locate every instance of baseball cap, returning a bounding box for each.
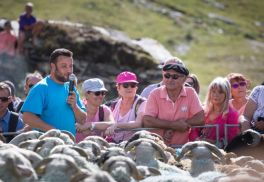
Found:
[163,57,184,67]
[82,78,107,92]
[116,71,138,84]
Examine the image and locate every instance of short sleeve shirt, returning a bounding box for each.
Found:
[19,13,36,31]
[144,86,203,145]
[249,85,264,122]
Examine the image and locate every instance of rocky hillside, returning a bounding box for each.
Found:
[0,0,264,98]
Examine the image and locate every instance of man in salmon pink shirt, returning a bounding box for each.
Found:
[143,59,204,146]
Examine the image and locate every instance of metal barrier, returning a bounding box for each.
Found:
[0,124,221,148]
[115,124,220,148]
[224,124,240,147]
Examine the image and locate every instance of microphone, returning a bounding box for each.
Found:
[69,73,76,95]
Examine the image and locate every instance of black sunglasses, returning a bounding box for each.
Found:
[164,73,184,80]
[122,83,138,88]
[0,97,10,102]
[88,91,107,96]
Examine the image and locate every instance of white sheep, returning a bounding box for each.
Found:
[39,129,75,145]
[102,155,142,182]
[9,130,43,146]
[35,153,82,182]
[0,149,38,182]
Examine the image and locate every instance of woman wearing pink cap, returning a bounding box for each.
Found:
[105,71,146,143]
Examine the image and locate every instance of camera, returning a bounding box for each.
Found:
[257,116,264,122]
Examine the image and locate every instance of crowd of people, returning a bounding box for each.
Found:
[0,2,42,58]
[0,3,263,148]
[0,46,263,148]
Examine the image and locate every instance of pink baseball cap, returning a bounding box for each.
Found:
[116,71,138,84]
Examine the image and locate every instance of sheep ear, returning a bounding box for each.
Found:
[0,134,6,143]
[34,158,52,175]
[125,158,143,180]
[147,167,161,176]
[70,146,89,160]
[203,142,224,163]
[150,141,168,163]
[124,140,141,152]
[33,140,45,153]
[61,130,76,143]
[177,142,198,161]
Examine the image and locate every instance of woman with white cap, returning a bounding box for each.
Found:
[105,71,146,143]
[76,78,115,143]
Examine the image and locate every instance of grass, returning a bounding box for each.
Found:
[1,0,263,99]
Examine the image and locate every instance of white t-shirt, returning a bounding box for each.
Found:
[249,85,264,122]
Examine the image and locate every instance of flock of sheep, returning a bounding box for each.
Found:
[0,129,263,182]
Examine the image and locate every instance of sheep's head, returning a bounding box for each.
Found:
[125,138,168,168]
[9,131,43,146]
[39,129,75,145]
[77,140,101,157]
[84,136,110,150]
[102,156,143,182]
[177,141,224,163]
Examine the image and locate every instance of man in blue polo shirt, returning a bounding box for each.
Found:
[21,48,86,136]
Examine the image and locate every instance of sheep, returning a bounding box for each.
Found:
[225,129,264,160]
[125,130,178,165]
[76,140,102,161]
[50,145,100,172]
[125,138,187,176]
[177,141,225,177]
[0,149,38,182]
[83,136,110,149]
[125,138,168,167]
[9,130,43,146]
[97,147,126,167]
[102,156,143,182]
[35,153,82,182]
[18,139,41,151]
[33,137,65,157]
[39,129,75,145]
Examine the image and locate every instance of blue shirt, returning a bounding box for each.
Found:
[21,76,85,136]
[19,13,36,31]
[0,110,24,132]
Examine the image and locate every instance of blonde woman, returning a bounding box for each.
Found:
[199,77,239,146]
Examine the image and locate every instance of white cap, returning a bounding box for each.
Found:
[82,78,107,92]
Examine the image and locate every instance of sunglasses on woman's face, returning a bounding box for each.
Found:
[231,81,247,89]
[0,97,10,102]
[163,73,184,80]
[88,91,107,96]
[122,83,138,88]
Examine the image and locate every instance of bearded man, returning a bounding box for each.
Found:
[21,48,86,135]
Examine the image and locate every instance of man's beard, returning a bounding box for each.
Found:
[54,67,69,83]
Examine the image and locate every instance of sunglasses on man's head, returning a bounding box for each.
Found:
[231,81,247,89]
[88,91,107,96]
[164,73,184,80]
[0,97,10,102]
[122,83,138,88]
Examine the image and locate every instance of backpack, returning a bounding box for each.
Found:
[98,105,104,122]
[105,95,146,118]
[3,112,19,142]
